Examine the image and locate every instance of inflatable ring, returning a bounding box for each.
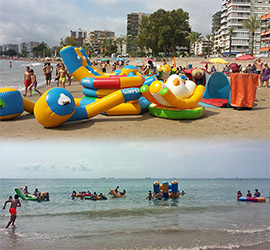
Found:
[149,104,205,120]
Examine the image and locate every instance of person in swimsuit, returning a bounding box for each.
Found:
[2,194,21,228]
[254,189,261,197]
[155,190,163,200]
[146,190,153,200]
[120,190,126,196]
[29,69,42,96]
[246,190,252,197]
[23,66,31,97]
[55,63,61,87]
[43,62,53,88]
[57,64,68,88]
[237,190,242,200]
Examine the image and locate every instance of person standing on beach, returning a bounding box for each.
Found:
[55,63,61,87]
[57,64,68,88]
[254,57,264,75]
[260,62,270,88]
[101,61,107,73]
[23,66,31,97]
[43,62,53,88]
[2,194,21,229]
[29,69,42,96]
[9,61,12,68]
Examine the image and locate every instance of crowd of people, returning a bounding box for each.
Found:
[71,190,107,200]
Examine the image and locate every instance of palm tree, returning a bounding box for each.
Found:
[205,34,212,57]
[242,15,261,56]
[115,38,125,55]
[227,26,234,57]
[82,43,93,57]
[186,32,202,56]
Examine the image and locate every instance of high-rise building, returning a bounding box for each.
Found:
[127,12,150,53]
[1,44,19,54]
[260,13,270,56]
[215,0,270,56]
[70,29,87,47]
[20,41,43,56]
[86,30,115,54]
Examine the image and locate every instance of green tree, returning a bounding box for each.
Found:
[242,15,261,56]
[33,43,49,57]
[227,26,234,57]
[82,43,94,57]
[51,46,61,57]
[136,8,190,56]
[205,34,212,57]
[60,36,77,47]
[101,39,117,56]
[186,32,202,56]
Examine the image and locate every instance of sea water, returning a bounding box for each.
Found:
[0,59,57,91]
[0,178,269,249]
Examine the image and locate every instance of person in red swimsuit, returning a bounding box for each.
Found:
[23,66,31,97]
[2,194,21,228]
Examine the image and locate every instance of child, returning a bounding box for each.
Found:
[55,63,61,87]
[29,69,42,96]
[2,194,21,228]
[23,66,31,97]
[57,64,68,88]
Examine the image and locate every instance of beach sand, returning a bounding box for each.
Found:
[1,57,269,141]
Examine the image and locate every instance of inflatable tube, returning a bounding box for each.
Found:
[15,188,38,201]
[110,189,126,198]
[149,104,205,120]
[238,197,266,202]
[75,96,150,115]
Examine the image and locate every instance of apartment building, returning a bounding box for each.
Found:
[86,30,115,54]
[127,12,150,53]
[1,44,19,54]
[215,0,270,56]
[70,29,87,47]
[260,13,270,56]
[20,41,42,56]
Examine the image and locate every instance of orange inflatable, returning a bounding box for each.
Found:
[230,73,259,108]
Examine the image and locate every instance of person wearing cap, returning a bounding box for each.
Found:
[260,62,270,87]
[191,68,206,86]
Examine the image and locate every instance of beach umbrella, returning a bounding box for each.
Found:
[235,55,255,61]
[144,59,154,62]
[209,58,229,64]
[229,63,240,73]
[101,59,107,61]
[200,61,213,64]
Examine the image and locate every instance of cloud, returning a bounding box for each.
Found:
[0,0,220,46]
[22,162,56,172]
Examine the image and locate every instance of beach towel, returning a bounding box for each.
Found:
[230,73,259,108]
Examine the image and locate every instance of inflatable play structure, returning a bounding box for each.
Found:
[140,74,205,119]
[15,187,48,201]
[158,64,177,80]
[109,189,126,198]
[0,87,35,120]
[200,72,231,108]
[153,181,179,198]
[34,87,141,127]
[238,197,266,202]
[60,46,156,115]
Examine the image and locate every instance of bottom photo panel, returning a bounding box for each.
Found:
[0,140,269,250]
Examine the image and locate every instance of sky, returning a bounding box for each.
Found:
[0,140,269,179]
[0,0,221,46]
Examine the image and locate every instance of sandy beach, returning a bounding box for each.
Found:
[1,65,269,141]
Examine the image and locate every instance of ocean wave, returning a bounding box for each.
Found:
[17,204,235,219]
[225,226,270,234]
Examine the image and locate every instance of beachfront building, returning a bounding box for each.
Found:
[86,30,115,55]
[212,11,222,55]
[20,41,43,57]
[0,44,19,54]
[216,0,270,56]
[127,12,150,53]
[70,29,87,47]
[194,39,212,56]
[260,13,270,56]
